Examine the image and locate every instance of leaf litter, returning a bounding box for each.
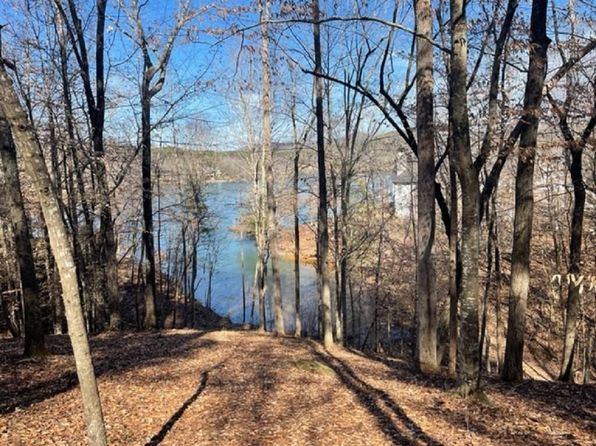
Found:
[0,329,594,445]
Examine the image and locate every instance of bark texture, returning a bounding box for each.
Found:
[259,0,285,335]
[450,0,481,395]
[291,105,302,337]
[414,0,438,373]
[0,107,45,356]
[502,0,550,382]
[0,63,107,446]
[141,78,157,329]
[312,0,333,348]
[550,100,596,381]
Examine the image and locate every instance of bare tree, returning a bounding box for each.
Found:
[0,104,45,356]
[502,0,550,383]
[123,0,196,329]
[312,0,333,348]
[259,0,285,335]
[52,0,120,330]
[449,0,481,395]
[0,59,107,446]
[546,13,596,379]
[414,0,438,373]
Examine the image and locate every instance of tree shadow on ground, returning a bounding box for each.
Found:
[346,347,457,392]
[430,403,563,446]
[491,378,596,429]
[0,330,215,414]
[309,346,443,445]
[145,371,209,446]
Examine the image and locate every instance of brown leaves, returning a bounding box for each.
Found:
[0,330,594,445]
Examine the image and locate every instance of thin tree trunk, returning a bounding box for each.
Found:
[181,225,188,324]
[293,140,301,337]
[0,62,107,446]
[170,242,178,329]
[479,201,495,386]
[558,118,593,381]
[190,232,199,328]
[502,0,550,382]
[339,175,351,345]
[80,0,117,326]
[259,0,284,335]
[57,0,119,330]
[156,167,163,327]
[241,231,247,325]
[205,264,213,311]
[312,0,333,349]
[331,171,343,343]
[448,156,458,377]
[494,212,503,373]
[259,260,267,331]
[474,0,519,172]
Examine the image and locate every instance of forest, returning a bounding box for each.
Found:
[0,0,594,445]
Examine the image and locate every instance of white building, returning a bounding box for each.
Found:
[392,170,415,218]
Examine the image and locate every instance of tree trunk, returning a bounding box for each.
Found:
[448,160,458,377]
[331,172,343,344]
[259,0,284,335]
[94,0,119,331]
[339,173,351,345]
[0,63,107,446]
[414,0,438,373]
[0,107,45,356]
[450,0,481,395]
[141,77,157,329]
[58,0,119,330]
[559,132,587,382]
[292,134,301,337]
[190,232,199,328]
[479,201,495,385]
[312,0,333,349]
[241,231,247,325]
[494,210,503,373]
[502,0,550,382]
[259,260,267,331]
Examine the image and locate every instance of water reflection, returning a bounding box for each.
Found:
[163,181,319,334]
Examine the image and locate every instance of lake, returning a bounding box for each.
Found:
[162,181,320,334]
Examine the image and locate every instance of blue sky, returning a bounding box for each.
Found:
[0,0,593,151]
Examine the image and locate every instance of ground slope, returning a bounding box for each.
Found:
[0,330,594,445]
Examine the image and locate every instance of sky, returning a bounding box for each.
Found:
[0,0,593,152]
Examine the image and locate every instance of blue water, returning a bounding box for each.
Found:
[161,181,319,334]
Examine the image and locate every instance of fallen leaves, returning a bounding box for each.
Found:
[0,330,594,445]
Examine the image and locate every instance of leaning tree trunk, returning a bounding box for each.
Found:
[0,107,45,356]
[312,0,333,349]
[0,63,107,446]
[259,0,285,335]
[502,0,550,382]
[414,0,438,373]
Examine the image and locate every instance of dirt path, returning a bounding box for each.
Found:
[1,330,594,445]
